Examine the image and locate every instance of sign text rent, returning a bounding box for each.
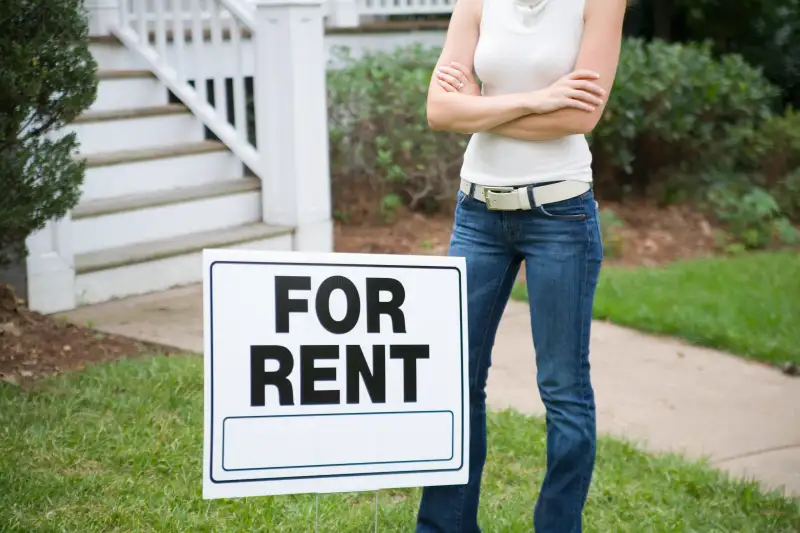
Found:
[250,275,430,407]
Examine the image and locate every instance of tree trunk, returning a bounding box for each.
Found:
[0,245,27,305]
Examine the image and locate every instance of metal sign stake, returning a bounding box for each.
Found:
[374,490,379,533]
[315,494,320,533]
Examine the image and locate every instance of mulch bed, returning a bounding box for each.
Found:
[333,199,721,267]
[0,285,174,387]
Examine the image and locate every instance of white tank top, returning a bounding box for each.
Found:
[460,0,593,186]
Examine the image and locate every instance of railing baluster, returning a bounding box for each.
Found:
[172,0,187,81]
[119,0,129,30]
[209,6,227,122]
[230,17,247,142]
[155,0,168,61]
[191,0,207,105]
[136,0,148,46]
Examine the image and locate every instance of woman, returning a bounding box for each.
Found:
[417,0,627,531]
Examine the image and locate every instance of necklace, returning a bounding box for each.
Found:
[509,0,548,29]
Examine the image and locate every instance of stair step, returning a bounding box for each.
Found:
[82,142,241,202]
[66,104,203,154]
[74,178,261,220]
[74,103,188,124]
[96,69,155,80]
[84,141,228,168]
[91,70,168,112]
[76,222,292,274]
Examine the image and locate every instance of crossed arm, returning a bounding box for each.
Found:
[425,0,627,141]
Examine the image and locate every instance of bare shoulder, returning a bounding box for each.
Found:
[432,0,482,71]
[451,0,483,26]
[583,0,627,22]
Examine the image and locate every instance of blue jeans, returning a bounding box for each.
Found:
[416,186,603,533]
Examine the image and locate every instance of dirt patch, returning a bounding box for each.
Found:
[597,200,720,266]
[0,285,173,387]
[335,208,455,256]
[334,199,721,267]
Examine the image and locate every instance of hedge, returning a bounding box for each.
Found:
[327,39,799,247]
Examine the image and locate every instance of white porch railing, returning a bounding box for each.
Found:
[109,0,333,234]
[104,0,454,31]
[112,0,260,176]
[357,0,454,16]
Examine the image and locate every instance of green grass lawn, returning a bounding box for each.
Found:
[1,355,798,532]
[512,252,800,366]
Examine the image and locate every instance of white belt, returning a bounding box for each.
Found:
[459,179,591,211]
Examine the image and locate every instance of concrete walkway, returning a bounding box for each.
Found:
[63,284,800,499]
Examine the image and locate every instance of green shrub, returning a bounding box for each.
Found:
[598,208,626,259]
[327,39,779,213]
[705,184,798,250]
[590,38,779,200]
[0,0,97,266]
[750,109,800,221]
[772,169,800,222]
[327,45,467,213]
[673,0,800,108]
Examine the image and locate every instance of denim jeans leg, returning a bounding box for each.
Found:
[517,193,603,533]
[416,193,520,533]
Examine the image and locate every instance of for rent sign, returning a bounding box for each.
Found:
[202,249,469,499]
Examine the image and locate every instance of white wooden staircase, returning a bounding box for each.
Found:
[26,0,332,314]
[67,67,291,306]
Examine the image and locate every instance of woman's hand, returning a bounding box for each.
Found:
[435,62,482,96]
[528,70,606,113]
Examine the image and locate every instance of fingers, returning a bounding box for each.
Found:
[438,65,467,83]
[568,79,606,98]
[438,80,458,92]
[449,61,472,78]
[435,69,462,90]
[566,69,600,80]
[561,98,596,112]
[567,89,604,107]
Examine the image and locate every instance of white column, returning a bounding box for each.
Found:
[84,0,122,36]
[328,0,360,27]
[25,217,76,314]
[252,0,333,253]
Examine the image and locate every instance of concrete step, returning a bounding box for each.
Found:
[75,222,293,306]
[82,141,242,202]
[64,104,204,155]
[72,178,263,255]
[90,37,148,71]
[91,70,168,112]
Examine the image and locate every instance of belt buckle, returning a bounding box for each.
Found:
[483,187,513,210]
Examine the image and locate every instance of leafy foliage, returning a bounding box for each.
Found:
[327,45,467,212]
[598,208,626,259]
[589,38,778,200]
[705,184,797,250]
[675,0,800,108]
[0,0,98,266]
[626,0,800,108]
[753,110,800,221]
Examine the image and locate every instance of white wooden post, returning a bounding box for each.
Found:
[328,0,360,27]
[84,0,122,36]
[25,218,76,314]
[252,0,333,253]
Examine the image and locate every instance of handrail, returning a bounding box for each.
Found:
[111,0,261,178]
[219,0,256,28]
